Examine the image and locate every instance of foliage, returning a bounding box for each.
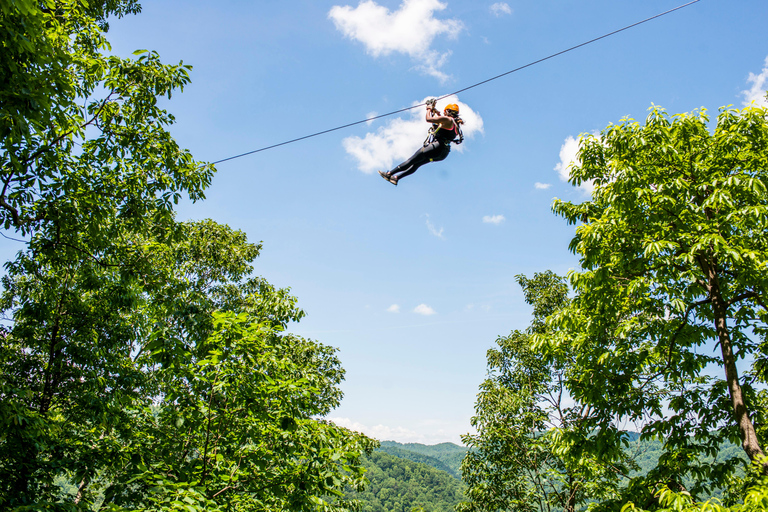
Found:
[345,450,466,512]
[371,439,747,511]
[462,103,768,511]
[0,1,373,510]
[542,103,768,507]
[104,309,375,512]
[620,466,768,512]
[0,219,376,511]
[460,271,631,512]
[1,0,211,240]
[624,438,746,493]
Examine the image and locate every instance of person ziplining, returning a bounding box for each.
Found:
[378,98,464,186]
[208,2,699,167]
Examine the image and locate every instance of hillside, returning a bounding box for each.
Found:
[348,437,748,512]
[347,450,466,512]
[379,441,469,479]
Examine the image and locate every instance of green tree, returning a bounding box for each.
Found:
[1,0,210,238]
[1,1,374,510]
[621,466,768,512]
[546,103,768,506]
[1,0,212,506]
[460,271,632,512]
[1,219,376,511]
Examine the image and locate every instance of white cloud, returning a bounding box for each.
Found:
[482,214,505,225]
[366,111,379,125]
[490,2,512,17]
[554,135,594,195]
[742,56,768,108]
[328,417,467,444]
[414,303,436,315]
[342,95,484,173]
[425,214,445,238]
[329,417,427,442]
[554,135,578,182]
[387,304,400,313]
[328,0,463,81]
[534,182,551,190]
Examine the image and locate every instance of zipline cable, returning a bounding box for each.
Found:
[211,0,701,165]
[0,232,28,244]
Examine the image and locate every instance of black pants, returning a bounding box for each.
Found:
[389,141,450,180]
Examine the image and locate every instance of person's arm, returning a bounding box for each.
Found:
[425,109,455,129]
[425,104,438,122]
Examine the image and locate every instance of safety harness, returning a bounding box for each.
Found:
[423,99,464,147]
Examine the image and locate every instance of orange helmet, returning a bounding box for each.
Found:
[444,103,459,115]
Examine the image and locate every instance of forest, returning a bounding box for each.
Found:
[345,447,466,512]
[355,439,747,511]
[2,1,768,511]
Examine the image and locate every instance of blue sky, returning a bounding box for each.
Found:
[8,0,768,445]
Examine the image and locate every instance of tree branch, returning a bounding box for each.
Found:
[0,195,46,228]
[0,195,22,226]
[200,369,221,485]
[727,290,759,308]
[22,91,118,166]
[666,297,711,367]
[212,486,233,498]
[48,240,123,268]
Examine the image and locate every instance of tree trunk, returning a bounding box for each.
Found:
[700,255,766,466]
[40,312,63,416]
[5,428,36,508]
[74,476,89,504]
[564,475,577,512]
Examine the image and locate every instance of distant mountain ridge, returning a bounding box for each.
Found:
[378,441,468,479]
[353,436,748,511]
[376,445,458,479]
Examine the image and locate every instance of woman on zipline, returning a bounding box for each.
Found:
[379,99,463,186]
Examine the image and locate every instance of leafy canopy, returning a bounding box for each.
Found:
[547,103,768,506]
[462,102,768,512]
[461,272,634,512]
[0,2,375,511]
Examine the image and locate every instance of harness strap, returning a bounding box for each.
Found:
[424,119,463,147]
[454,123,464,145]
